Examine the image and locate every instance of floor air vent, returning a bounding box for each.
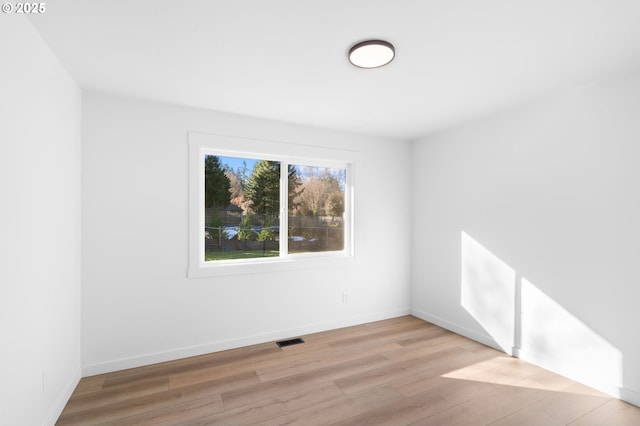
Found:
[276,337,305,348]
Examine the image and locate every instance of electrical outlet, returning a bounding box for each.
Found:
[342,292,348,303]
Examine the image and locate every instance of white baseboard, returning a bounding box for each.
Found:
[82,308,411,377]
[410,308,504,353]
[44,367,81,426]
[620,387,640,408]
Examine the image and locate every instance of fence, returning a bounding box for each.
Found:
[205,222,343,253]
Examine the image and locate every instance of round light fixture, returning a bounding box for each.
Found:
[348,40,395,69]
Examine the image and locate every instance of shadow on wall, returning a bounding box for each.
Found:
[460,230,623,398]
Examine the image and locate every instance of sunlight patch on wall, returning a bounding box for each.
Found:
[460,230,623,398]
[520,277,623,393]
[461,231,515,352]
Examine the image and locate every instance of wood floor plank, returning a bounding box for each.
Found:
[333,356,429,395]
[69,375,105,397]
[323,318,434,351]
[182,381,345,425]
[256,384,405,426]
[258,353,391,385]
[100,394,225,426]
[221,353,391,410]
[59,376,170,416]
[297,316,426,350]
[440,354,545,387]
[390,348,500,396]
[256,343,401,383]
[488,383,610,426]
[57,384,224,426]
[333,342,487,396]
[508,368,580,394]
[167,348,296,389]
[166,339,331,390]
[221,370,323,410]
[382,331,472,362]
[409,383,549,426]
[394,325,455,347]
[569,398,640,426]
[101,341,279,389]
[251,344,339,381]
[56,316,640,425]
[330,377,499,426]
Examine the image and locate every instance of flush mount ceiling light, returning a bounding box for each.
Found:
[348,40,395,69]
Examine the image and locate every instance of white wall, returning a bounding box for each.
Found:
[411,71,640,405]
[81,92,412,375]
[0,17,82,426]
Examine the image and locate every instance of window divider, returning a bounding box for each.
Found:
[280,160,289,257]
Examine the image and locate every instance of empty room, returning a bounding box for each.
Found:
[3,1,640,424]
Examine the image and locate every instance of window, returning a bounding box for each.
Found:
[189,133,354,277]
[288,164,346,255]
[204,155,282,261]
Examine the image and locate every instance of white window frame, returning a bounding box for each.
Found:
[188,132,356,278]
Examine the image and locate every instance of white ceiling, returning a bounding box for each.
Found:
[28,0,640,140]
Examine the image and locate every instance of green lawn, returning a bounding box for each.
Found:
[205,249,279,261]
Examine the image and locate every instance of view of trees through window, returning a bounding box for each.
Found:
[204,155,346,261]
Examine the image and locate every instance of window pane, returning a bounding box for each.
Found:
[204,155,280,261]
[288,165,346,254]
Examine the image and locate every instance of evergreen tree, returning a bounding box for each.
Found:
[256,216,275,242]
[288,165,303,214]
[245,160,301,216]
[208,209,227,240]
[245,160,281,215]
[204,155,231,209]
[237,213,256,242]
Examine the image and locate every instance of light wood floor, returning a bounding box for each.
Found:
[58,316,640,425]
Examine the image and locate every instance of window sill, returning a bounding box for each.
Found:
[187,253,357,278]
